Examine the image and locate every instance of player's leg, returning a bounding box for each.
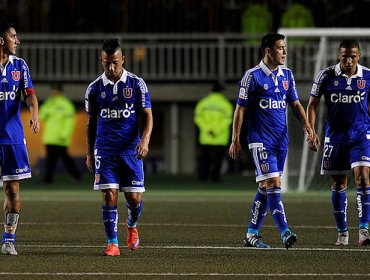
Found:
[353,166,370,246]
[94,151,120,256]
[1,144,31,255]
[120,155,145,251]
[331,175,349,245]
[244,182,269,248]
[2,180,20,255]
[265,149,296,249]
[321,141,351,245]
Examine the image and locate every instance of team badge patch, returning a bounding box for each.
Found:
[123,88,133,98]
[263,84,268,90]
[334,81,339,86]
[238,87,247,99]
[358,80,366,89]
[282,80,289,90]
[261,163,269,172]
[323,161,332,169]
[95,174,100,183]
[11,71,20,81]
[101,92,106,98]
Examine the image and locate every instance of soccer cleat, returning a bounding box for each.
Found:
[359,229,370,246]
[282,230,297,249]
[1,242,18,255]
[335,231,349,246]
[243,235,271,248]
[101,243,120,256]
[126,225,140,250]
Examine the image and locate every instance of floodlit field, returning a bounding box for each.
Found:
[0,175,369,279]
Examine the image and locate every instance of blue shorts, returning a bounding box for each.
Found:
[321,137,370,175]
[249,143,287,182]
[0,144,31,182]
[94,149,145,192]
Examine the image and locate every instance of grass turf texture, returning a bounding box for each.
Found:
[0,174,369,279]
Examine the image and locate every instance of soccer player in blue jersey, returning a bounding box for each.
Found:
[229,33,313,249]
[85,39,153,256]
[307,39,370,246]
[0,22,40,255]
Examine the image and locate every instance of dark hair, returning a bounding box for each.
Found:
[102,38,122,55]
[50,83,63,91]
[260,33,285,58]
[339,39,360,51]
[0,21,15,37]
[212,81,225,92]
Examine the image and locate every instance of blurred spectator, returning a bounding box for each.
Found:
[241,2,273,43]
[39,84,81,183]
[280,3,315,28]
[194,82,233,182]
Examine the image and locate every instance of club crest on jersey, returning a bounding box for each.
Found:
[101,92,106,98]
[261,163,269,172]
[123,87,133,98]
[95,174,100,184]
[263,84,268,90]
[11,71,20,81]
[334,81,339,86]
[282,80,289,90]
[323,161,332,169]
[357,80,366,89]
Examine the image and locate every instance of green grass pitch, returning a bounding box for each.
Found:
[0,174,369,279]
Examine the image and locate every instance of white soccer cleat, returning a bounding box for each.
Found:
[335,231,349,246]
[1,242,18,255]
[359,229,370,246]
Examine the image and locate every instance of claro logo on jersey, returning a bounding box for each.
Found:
[330,91,365,103]
[259,98,286,109]
[0,90,16,101]
[100,103,135,119]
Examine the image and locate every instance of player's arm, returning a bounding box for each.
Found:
[86,114,97,173]
[229,104,245,160]
[306,96,321,152]
[289,100,313,138]
[24,91,40,134]
[136,107,153,159]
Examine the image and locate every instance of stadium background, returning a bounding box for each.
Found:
[3,0,370,185]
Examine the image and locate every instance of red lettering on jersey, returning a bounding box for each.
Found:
[123,88,133,98]
[358,80,366,89]
[282,80,289,90]
[11,71,20,81]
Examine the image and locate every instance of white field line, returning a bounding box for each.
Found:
[17,244,369,252]
[20,222,357,230]
[0,272,368,277]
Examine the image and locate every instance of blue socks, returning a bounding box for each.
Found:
[356,186,370,230]
[126,200,143,228]
[332,187,348,232]
[247,188,268,236]
[102,205,118,245]
[267,187,289,236]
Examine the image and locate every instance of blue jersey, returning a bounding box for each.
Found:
[310,63,370,143]
[0,55,35,144]
[237,61,299,150]
[85,69,151,155]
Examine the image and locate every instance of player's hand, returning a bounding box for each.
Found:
[29,117,40,134]
[86,154,94,174]
[307,132,320,152]
[135,139,149,159]
[229,141,241,160]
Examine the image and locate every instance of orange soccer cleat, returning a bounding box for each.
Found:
[101,243,120,256]
[126,225,140,250]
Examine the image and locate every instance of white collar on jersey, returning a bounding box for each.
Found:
[102,68,128,86]
[259,60,284,77]
[335,62,363,78]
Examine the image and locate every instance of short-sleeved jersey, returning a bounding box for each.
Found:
[0,55,35,144]
[237,61,299,150]
[85,69,151,155]
[310,63,370,143]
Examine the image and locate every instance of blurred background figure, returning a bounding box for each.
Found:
[194,81,233,183]
[39,83,81,184]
